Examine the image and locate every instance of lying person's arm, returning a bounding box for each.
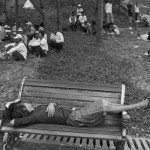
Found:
[10,115,37,127]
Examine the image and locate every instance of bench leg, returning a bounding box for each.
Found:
[1,132,20,150]
[116,140,125,150]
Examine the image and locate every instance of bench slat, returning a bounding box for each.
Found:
[26,79,121,89]
[24,81,121,93]
[23,86,121,98]
[22,97,121,106]
[22,92,121,103]
[1,126,122,140]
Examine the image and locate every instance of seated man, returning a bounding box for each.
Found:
[28,31,48,57]
[137,32,150,41]
[78,11,87,31]
[49,30,64,52]
[25,22,36,41]
[87,20,97,35]
[2,98,150,127]
[4,34,27,61]
[28,31,41,55]
[69,11,77,31]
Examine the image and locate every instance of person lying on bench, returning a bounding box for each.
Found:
[2,98,150,127]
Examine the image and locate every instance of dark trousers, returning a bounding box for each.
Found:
[49,40,63,52]
[12,51,25,61]
[32,46,47,57]
[70,24,77,31]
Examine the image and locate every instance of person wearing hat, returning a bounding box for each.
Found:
[28,31,41,56]
[28,31,48,57]
[38,27,44,32]
[77,4,83,19]
[25,21,36,41]
[78,11,87,31]
[4,34,27,61]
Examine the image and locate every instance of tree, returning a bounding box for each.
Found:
[30,0,50,42]
[132,0,136,29]
[15,0,19,33]
[96,0,103,43]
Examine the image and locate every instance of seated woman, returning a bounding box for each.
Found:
[3,34,27,61]
[49,30,64,52]
[108,23,120,36]
[2,98,150,127]
[28,31,48,57]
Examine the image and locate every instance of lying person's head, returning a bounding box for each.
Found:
[12,103,34,119]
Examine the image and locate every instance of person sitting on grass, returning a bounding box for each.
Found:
[78,11,87,31]
[87,20,97,35]
[3,34,27,61]
[2,98,150,127]
[28,31,48,58]
[69,11,77,31]
[49,29,64,52]
[28,31,41,56]
[137,32,150,41]
[108,23,120,36]
[25,22,36,41]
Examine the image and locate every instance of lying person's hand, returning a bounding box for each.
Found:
[46,103,55,117]
[10,119,14,125]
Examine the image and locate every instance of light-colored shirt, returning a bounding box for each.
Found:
[79,15,87,24]
[69,16,77,23]
[105,3,112,13]
[140,34,149,41]
[55,32,64,43]
[28,37,41,46]
[113,25,120,35]
[7,42,27,59]
[135,5,140,13]
[40,34,48,52]
[77,8,83,16]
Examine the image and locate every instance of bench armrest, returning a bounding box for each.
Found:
[122,111,130,138]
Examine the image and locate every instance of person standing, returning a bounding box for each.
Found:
[105,0,114,24]
[127,1,133,23]
[135,2,140,21]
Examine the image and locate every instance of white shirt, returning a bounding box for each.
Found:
[28,37,41,46]
[79,15,87,24]
[135,5,140,13]
[7,42,27,59]
[113,25,120,35]
[55,32,64,43]
[105,3,112,13]
[77,8,83,16]
[69,16,77,23]
[139,34,149,41]
[40,34,48,51]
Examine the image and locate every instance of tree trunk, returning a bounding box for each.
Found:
[30,0,50,43]
[118,0,121,14]
[57,0,61,31]
[4,0,8,20]
[96,0,103,43]
[132,0,136,29]
[15,0,19,33]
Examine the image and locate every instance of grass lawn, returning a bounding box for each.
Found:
[36,28,150,138]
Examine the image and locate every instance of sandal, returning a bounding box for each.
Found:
[144,99,150,109]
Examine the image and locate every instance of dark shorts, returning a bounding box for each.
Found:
[67,100,104,127]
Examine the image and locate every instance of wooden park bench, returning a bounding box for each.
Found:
[0,78,130,150]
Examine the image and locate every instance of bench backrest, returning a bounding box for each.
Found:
[21,79,124,108]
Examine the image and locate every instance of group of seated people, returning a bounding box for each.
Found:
[69,4,97,35]
[0,21,64,61]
